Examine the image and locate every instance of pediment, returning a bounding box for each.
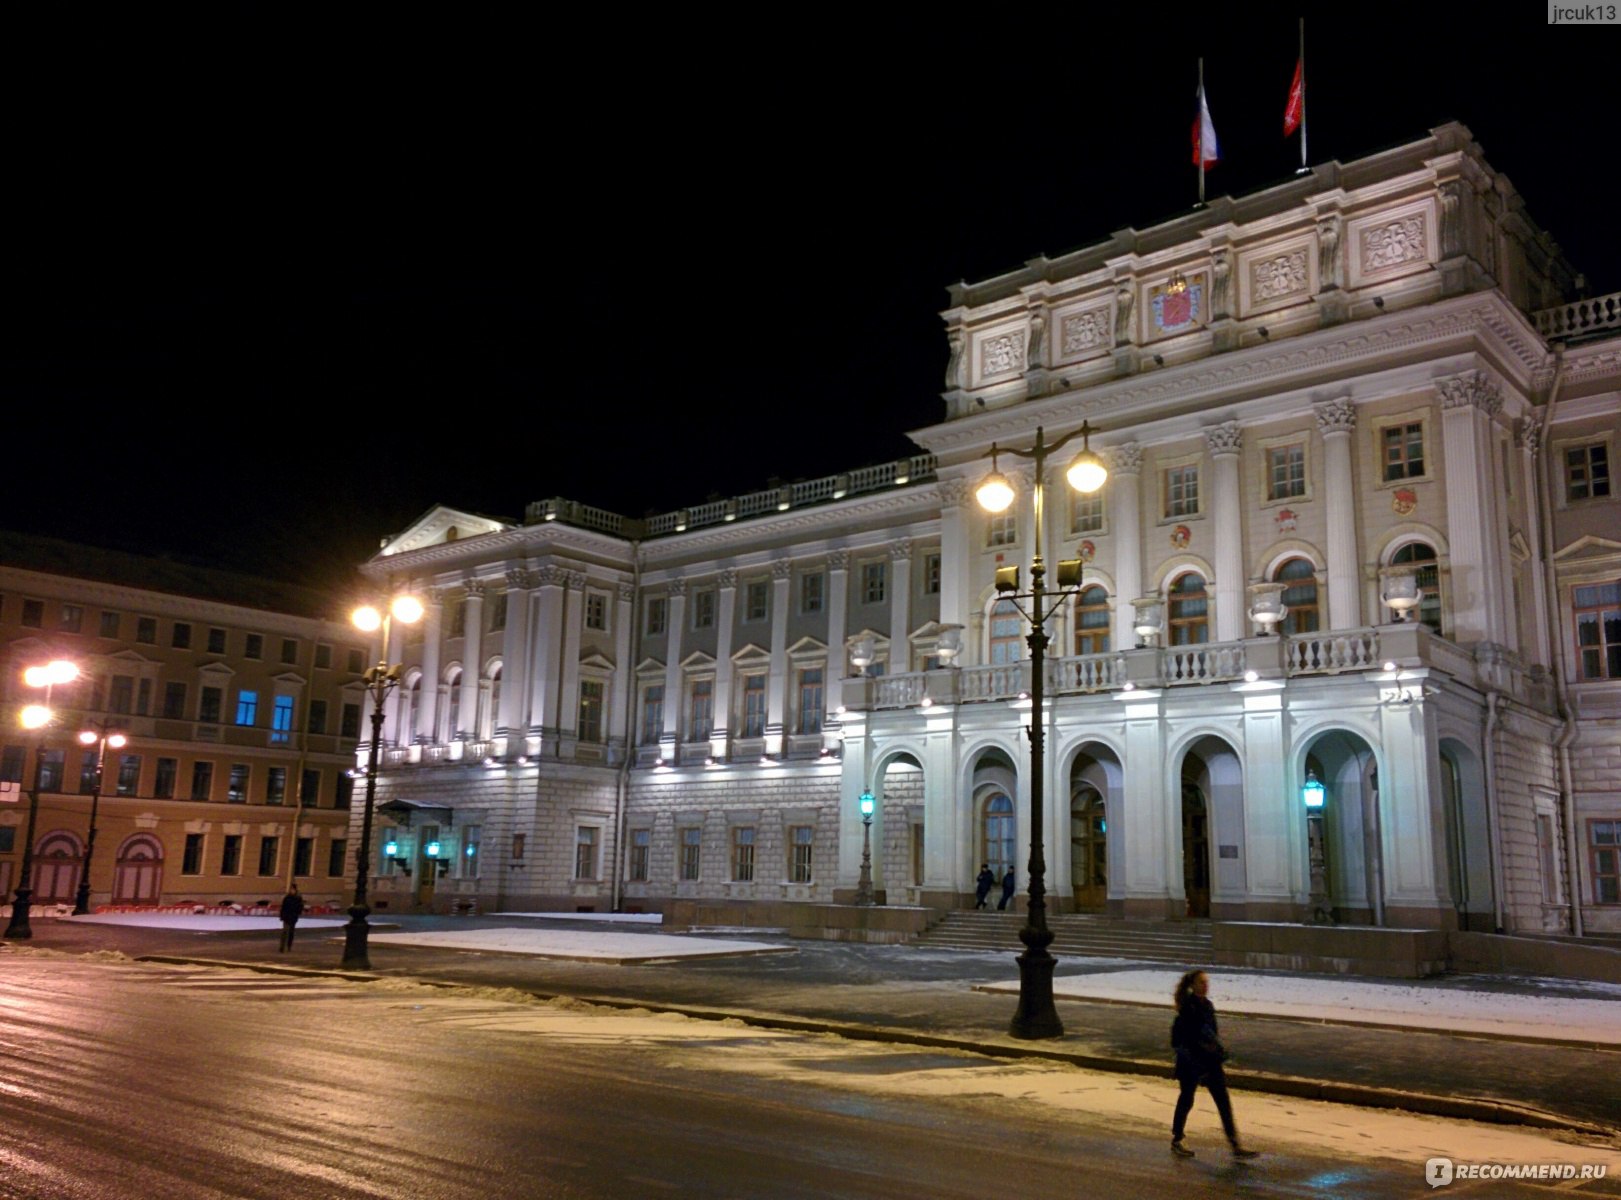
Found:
[847,627,890,648]
[908,620,949,642]
[272,671,307,688]
[786,635,827,656]
[1553,535,1621,563]
[197,660,236,677]
[379,505,511,557]
[580,652,616,672]
[680,650,716,670]
[731,641,771,664]
[106,648,161,667]
[635,656,666,676]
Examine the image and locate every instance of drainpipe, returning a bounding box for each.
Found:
[611,540,643,913]
[1482,691,1505,934]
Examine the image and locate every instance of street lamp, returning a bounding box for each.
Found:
[1303,770,1332,924]
[974,421,1108,1040]
[6,659,80,939]
[342,594,424,969]
[855,790,876,906]
[72,718,127,916]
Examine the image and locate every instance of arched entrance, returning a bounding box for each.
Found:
[1180,785,1210,917]
[1438,738,1493,931]
[33,831,84,903]
[967,747,1019,904]
[1067,741,1122,913]
[112,834,164,904]
[1301,729,1382,924]
[877,753,924,904]
[1179,736,1242,919]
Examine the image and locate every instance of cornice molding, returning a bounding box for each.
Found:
[638,489,939,563]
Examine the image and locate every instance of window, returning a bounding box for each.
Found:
[162,682,187,720]
[688,680,714,742]
[60,604,84,633]
[460,825,481,879]
[266,766,287,805]
[182,834,204,875]
[745,581,768,622]
[1391,542,1442,632]
[1591,820,1620,904]
[790,825,814,883]
[208,627,227,654]
[1267,444,1306,500]
[0,828,11,853]
[691,589,716,630]
[115,754,141,796]
[731,826,755,882]
[39,750,65,792]
[680,827,702,881]
[1071,492,1104,535]
[984,793,1015,878]
[641,685,664,744]
[336,775,354,810]
[574,827,598,880]
[109,675,134,715]
[796,668,824,734]
[228,763,250,803]
[578,679,605,743]
[861,562,886,605]
[511,832,525,860]
[154,758,177,799]
[924,553,942,595]
[21,598,44,628]
[136,679,152,716]
[1566,443,1612,502]
[280,637,299,664]
[257,836,280,876]
[199,686,223,724]
[235,691,258,726]
[1382,421,1425,481]
[99,611,120,638]
[1074,586,1110,655]
[988,511,1018,547]
[315,643,333,670]
[300,768,320,807]
[329,838,348,877]
[487,592,507,632]
[646,597,668,636]
[1276,558,1320,634]
[340,703,361,739]
[1575,581,1621,681]
[346,648,364,674]
[136,616,156,643]
[990,599,1023,664]
[628,829,651,882]
[271,695,295,743]
[800,572,824,614]
[1164,464,1200,518]
[78,753,98,794]
[191,761,214,801]
[221,834,242,876]
[244,633,263,659]
[0,746,22,784]
[449,599,467,638]
[172,622,192,649]
[585,592,608,631]
[308,699,328,735]
[294,837,314,877]
[740,674,766,738]
[1168,572,1210,645]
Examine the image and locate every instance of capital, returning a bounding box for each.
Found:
[889,539,913,561]
[1204,421,1242,455]
[771,559,795,581]
[936,477,973,508]
[1313,396,1356,434]
[666,577,689,597]
[1435,370,1503,416]
[827,550,851,572]
[717,569,738,589]
[1106,442,1143,475]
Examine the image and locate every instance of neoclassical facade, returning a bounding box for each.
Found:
[355,124,1621,937]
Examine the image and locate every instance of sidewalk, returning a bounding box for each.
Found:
[15,911,1621,1136]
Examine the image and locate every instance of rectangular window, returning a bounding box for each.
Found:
[688,679,713,742]
[790,825,814,884]
[136,678,152,716]
[511,832,525,860]
[460,825,481,878]
[266,766,287,805]
[641,685,664,745]
[294,836,313,877]
[680,827,702,881]
[1267,444,1306,500]
[99,611,121,639]
[39,750,65,792]
[1566,443,1612,502]
[328,838,348,877]
[745,580,768,622]
[136,616,156,644]
[484,591,506,632]
[191,761,214,801]
[645,597,668,636]
[449,599,467,638]
[335,775,354,810]
[0,828,11,853]
[628,829,651,882]
[244,633,263,660]
[162,682,187,720]
[235,691,258,726]
[574,826,598,880]
[0,746,23,784]
[154,757,178,799]
[199,686,222,724]
[1070,493,1104,535]
[585,592,608,631]
[346,648,364,674]
[924,552,942,595]
[182,834,204,875]
[797,668,824,734]
[270,695,295,743]
[115,754,141,796]
[578,679,605,743]
[731,826,755,882]
[1574,581,1621,681]
[741,674,766,738]
[257,836,280,877]
[21,598,45,628]
[208,627,227,654]
[692,589,716,629]
[308,699,328,734]
[1592,820,1621,904]
[60,604,84,633]
[988,512,1017,547]
[300,768,321,807]
[1164,464,1200,518]
[1382,422,1425,481]
[172,622,192,649]
[280,637,299,664]
[79,752,99,794]
[221,834,242,876]
[228,763,250,803]
[861,562,886,605]
[800,572,824,614]
[109,675,134,715]
[340,703,361,739]
[315,643,333,670]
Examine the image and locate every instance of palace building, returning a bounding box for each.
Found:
[350,124,1621,939]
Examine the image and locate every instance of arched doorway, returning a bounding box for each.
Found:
[1438,738,1493,931]
[1070,786,1107,910]
[1180,785,1210,917]
[32,831,84,903]
[112,834,164,904]
[983,794,1015,882]
[878,752,923,904]
[1179,736,1242,919]
[1300,730,1382,925]
[967,747,1019,905]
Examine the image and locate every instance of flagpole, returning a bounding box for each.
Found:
[1298,19,1308,173]
[1197,57,1206,206]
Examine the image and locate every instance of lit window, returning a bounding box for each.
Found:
[990,599,1023,664]
[1071,492,1104,535]
[266,766,287,804]
[1391,542,1442,632]
[1566,443,1611,502]
[1276,558,1320,634]
[270,695,295,743]
[1382,422,1425,481]
[796,668,824,734]
[1574,581,1621,681]
[115,754,141,797]
[741,674,766,738]
[586,592,608,631]
[641,685,664,745]
[984,793,1014,879]
[790,825,814,883]
[687,679,713,742]
[228,763,250,803]
[235,691,259,726]
[1267,444,1306,500]
[731,826,756,882]
[1074,586,1110,655]
[578,679,605,743]
[988,512,1017,547]
[1168,573,1209,645]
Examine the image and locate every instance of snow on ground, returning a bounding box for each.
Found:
[65,913,347,931]
[488,911,662,924]
[366,926,793,962]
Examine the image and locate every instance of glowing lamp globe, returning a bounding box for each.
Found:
[351,605,383,633]
[390,595,425,625]
[1066,450,1107,494]
[975,471,1015,513]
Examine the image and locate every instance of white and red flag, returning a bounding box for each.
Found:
[1190,84,1219,166]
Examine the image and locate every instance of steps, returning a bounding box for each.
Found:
[914,910,1213,965]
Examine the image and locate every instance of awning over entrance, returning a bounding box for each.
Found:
[376,798,455,827]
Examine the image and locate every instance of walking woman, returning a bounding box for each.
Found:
[1169,970,1258,1160]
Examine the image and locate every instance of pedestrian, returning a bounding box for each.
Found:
[997,866,1015,911]
[1169,969,1258,1160]
[975,864,995,909]
[278,884,304,953]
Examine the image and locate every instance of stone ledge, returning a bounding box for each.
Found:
[1213,923,1450,978]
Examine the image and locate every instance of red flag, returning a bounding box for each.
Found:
[1283,59,1304,136]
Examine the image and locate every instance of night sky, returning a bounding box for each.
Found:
[5,12,1615,599]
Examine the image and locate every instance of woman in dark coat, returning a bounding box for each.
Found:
[1169,970,1257,1160]
[278,884,305,952]
[974,865,995,909]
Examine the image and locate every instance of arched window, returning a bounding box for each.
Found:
[984,793,1015,878]
[989,599,1024,664]
[1391,542,1442,632]
[1074,586,1110,655]
[1275,557,1319,634]
[445,667,462,740]
[1168,572,1209,645]
[483,661,502,737]
[405,675,422,744]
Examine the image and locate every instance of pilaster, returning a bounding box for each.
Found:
[1437,371,1506,644]
[497,570,532,736]
[660,579,687,748]
[1108,443,1143,648]
[1206,422,1244,642]
[417,587,443,743]
[711,570,737,756]
[1314,398,1362,629]
[887,540,912,672]
[765,560,792,752]
[456,582,485,739]
[826,552,849,681]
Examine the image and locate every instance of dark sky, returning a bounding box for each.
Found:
[5,12,1615,598]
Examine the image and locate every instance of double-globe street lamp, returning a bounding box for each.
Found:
[6,659,81,939]
[975,421,1108,1040]
[342,594,424,969]
[72,717,127,916]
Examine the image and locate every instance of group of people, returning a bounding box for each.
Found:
[973,864,1016,910]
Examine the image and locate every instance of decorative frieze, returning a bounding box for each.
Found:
[1059,305,1112,359]
[1363,215,1428,273]
[564,571,587,590]
[617,582,637,603]
[936,478,972,508]
[666,577,688,597]
[1313,396,1356,435]
[1251,249,1308,303]
[827,549,851,572]
[978,331,1024,380]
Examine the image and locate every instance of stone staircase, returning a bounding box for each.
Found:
[914,910,1214,965]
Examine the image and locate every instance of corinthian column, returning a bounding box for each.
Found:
[1205,423,1244,642]
[1108,444,1143,645]
[1314,398,1361,629]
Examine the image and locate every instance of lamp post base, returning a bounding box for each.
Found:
[1008,931,1064,1040]
[341,904,372,970]
[72,882,92,918]
[4,889,34,940]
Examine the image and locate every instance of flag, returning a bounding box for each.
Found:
[1283,58,1304,136]
[1190,85,1219,166]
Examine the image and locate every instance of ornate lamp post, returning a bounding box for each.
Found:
[342,594,424,969]
[72,718,127,916]
[855,789,876,906]
[6,659,80,939]
[975,422,1108,1040]
[1303,770,1333,924]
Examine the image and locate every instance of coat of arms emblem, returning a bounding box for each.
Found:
[1392,488,1418,516]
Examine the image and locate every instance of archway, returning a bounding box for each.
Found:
[967,747,1019,904]
[1067,741,1122,912]
[1438,738,1494,931]
[877,751,924,903]
[32,830,84,903]
[1300,729,1382,924]
[1178,736,1242,919]
[112,834,165,904]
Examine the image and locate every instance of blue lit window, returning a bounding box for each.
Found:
[235,691,258,726]
[271,695,295,743]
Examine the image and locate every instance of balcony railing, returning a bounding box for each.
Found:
[1285,630,1380,674]
[1164,643,1246,685]
[1533,290,1621,340]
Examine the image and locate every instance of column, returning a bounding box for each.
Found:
[382,612,407,744]
[497,569,532,735]
[1240,694,1292,906]
[608,582,635,751]
[1378,693,1452,923]
[1438,371,1506,644]
[455,581,485,739]
[1518,415,1551,665]
[416,588,443,743]
[559,572,586,740]
[826,552,849,681]
[1109,444,1143,647]
[937,479,974,656]
[660,580,687,745]
[888,540,913,671]
[765,560,792,752]
[1314,398,1362,629]
[1206,422,1244,642]
[1120,698,1171,915]
[710,570,737,755]
[527,568,565,738]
